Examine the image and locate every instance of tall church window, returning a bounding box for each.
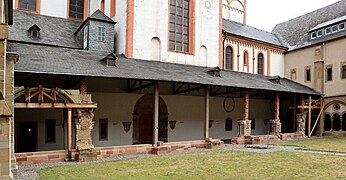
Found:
[257,53,264,75]
[169,0,191,52]
[69,0,84,19]
[18,0,37,12]
[225,46,233,70]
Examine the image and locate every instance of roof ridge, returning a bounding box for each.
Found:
[222,18,274,35]
[274,0,344,27]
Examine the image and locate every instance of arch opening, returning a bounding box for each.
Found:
[132,94,168,144]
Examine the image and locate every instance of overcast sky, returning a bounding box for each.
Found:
[246,0,341,32]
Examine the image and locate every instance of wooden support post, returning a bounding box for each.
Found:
[293,97,296,131]
[319,97,324,137]
[308,96,312,137]
[204,86,210,140]
[153,82,159,146]
[67,108,72,160]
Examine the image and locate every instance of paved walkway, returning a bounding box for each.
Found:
[17,143,346,180]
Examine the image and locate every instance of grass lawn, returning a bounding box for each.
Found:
[277,137,346,153]
[39,150,346,179]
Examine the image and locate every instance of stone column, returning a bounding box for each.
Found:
[204,86,210,140]
[75,109,95,162]
[269,93,281,135]
[153,82,159,146]
[239,89,251,137]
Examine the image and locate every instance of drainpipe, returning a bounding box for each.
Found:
[323,43,326,96]
[222,33,226,69]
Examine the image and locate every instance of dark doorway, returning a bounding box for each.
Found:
[333,114,341,131]
[133,95,168,144]
[17,122,37,152]
[324,114,331,131]
[138,114,153,143]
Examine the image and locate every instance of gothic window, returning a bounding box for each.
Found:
[69,0,84,19]
[99,118,108,141]
[257,53,264,75]
[18,0,37,12]
[324,114,331,131]
[45,119,56,144]
[333,114,341,131]
[97,27,106,42]
[169,0,191,52]
[342,64,346,79]
[225,46,233,70]
[305,66,311,82]
[244,51,249,66]
[326,66,333,81]
[225,118,232,131]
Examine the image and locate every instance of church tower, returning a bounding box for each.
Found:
[222,0,247,24]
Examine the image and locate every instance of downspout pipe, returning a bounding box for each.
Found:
[222,32,226,69]
[323,43,326,96]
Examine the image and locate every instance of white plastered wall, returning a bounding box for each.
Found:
[270,52,285,76]
[14,109,67,151]
[91,92,275,147]
[131,0,220,67]
[114,0,126,55]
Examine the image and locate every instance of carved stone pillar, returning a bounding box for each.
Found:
[270,93,281,135]
[239,89,251,137]
[75,109,95,162]
[238,119,252,137]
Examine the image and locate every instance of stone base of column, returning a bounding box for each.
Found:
[205,138,224,149]
[76,149,97,162]
[269,119,281,135]
[238,120,252,137]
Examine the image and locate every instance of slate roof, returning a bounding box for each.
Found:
[272,0,346,51]
[222,19,286,48]
[9,10,82,49]
[8,42,319,95]
[310,15,346,32]
[89,10,115,23]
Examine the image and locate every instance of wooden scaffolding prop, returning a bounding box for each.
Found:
[289,96,323,137]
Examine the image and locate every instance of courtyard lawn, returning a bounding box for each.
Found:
[39,150,346,180]
[277,137,346,153]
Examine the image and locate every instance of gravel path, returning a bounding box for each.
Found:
[17,143,346,180]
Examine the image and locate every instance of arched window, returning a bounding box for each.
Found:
[333,114,341,131]
[257,53,264,74]
[324,114,331,131]
[243,51,249,66]
[225,46,233,70]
